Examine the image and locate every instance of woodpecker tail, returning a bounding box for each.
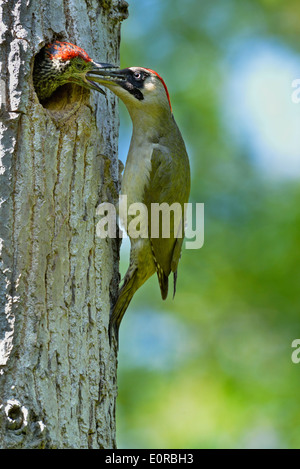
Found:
[173,270,178,299]
[157,268,178,300]
[156,266,169,300]
[150,242,169,300]
[109,268,139,348]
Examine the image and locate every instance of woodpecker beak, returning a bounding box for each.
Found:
[86,61,118,95]
[86,68,126,88]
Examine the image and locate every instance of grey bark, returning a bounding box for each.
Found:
[0,0,128,449]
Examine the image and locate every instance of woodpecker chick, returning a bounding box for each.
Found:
[87,66,191,344]
[33,41,116,101]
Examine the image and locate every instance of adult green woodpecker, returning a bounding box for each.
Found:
[87,67,191,343]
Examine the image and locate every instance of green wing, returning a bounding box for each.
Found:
[143,145,190,298]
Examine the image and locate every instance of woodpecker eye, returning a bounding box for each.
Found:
[75,61,85,71]
[133,71,142,80]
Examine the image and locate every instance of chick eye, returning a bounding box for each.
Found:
[133,71,142,80]
[75,62,85,70]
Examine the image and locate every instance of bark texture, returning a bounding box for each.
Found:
[0,0,128,449]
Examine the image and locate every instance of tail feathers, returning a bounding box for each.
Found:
[109,268,139,348]
[173,270,177,299]
[156,265,169,300]
[157,268,177,301]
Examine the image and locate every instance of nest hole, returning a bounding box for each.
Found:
[39,83,89,111]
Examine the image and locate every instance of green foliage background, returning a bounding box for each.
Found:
[115,0,300,448]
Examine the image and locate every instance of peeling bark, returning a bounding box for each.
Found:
[0,0,128,449]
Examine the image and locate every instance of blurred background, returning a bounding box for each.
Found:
[115,0,300,449]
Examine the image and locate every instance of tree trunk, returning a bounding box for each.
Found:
[0,0,127,449]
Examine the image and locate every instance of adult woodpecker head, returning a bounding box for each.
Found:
[86,66,173,118]
[33,41,116,101]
